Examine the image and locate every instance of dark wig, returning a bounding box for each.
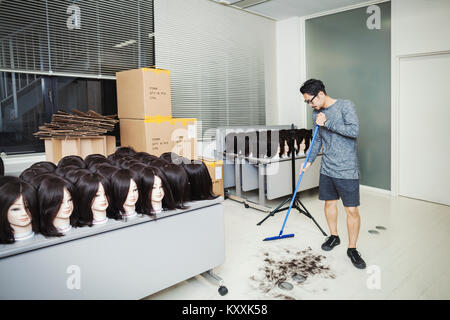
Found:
[225,132,238,155]
[57,155,86,169]
[0,175,21,186]
[37,175,77,237]
[74,173,110,227]
[148,158,169,168]
[55,165,79,178]
[119,159,142,170]
[136,166,176,216]
[182,161,218,201]
[108,169,138,220]
[114,146,137,157]
[84,154,109,168]
[64,168,92,185]
[153,162,190,209]
[304,129,312,153]
[30,161,57,173]
[0,180,39,244]
[264,130,280,158]
[294,129,310,155]
[19,167,49,184]
[29,173,60,188]
[135,152,158,163]
[0,157,4,176]
[95,165,120,180]
[159,152,188,165]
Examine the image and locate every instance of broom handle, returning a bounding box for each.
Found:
[279,125,320,236]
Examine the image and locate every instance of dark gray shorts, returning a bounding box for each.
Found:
[319,174,360,207]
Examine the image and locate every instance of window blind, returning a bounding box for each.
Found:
[154,0,273,139]
[0,0,154,78]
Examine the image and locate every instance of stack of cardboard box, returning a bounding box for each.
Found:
[117,68,197,159]
[202,158,224,197]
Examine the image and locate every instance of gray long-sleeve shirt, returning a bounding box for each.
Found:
[308,99,360,179]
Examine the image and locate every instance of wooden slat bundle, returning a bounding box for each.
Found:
[33,109,118,139]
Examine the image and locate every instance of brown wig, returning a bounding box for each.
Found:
[108,169,139,220]
[182,161,218,201]
[19,167,49,184]
[30,161,57,173]
[74,173,110,227]
[0,179,39,244]
[84,154,110,169]
[113,146,137,157]
[152,162,190,209]
[136,166,176,216]
[57,155,86,169]
[37,175,77,237]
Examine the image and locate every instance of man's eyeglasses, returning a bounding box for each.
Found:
[304,94,317,104]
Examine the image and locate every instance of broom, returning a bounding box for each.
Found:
[263,125,320,241]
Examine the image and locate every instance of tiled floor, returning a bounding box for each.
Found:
[144,188,450,300]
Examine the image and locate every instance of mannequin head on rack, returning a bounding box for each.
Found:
[182,161,219,201]
[75,173,110,227]
[30,161,57,173]
[38,175,77,237]
[57,155,86,169]
[0,179,38,244]
[151,162,190,209]
[137,166,176,216]
[108,169,139,219]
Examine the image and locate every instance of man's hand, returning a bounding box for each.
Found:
[316,112,327,126]
[300,162,311,173]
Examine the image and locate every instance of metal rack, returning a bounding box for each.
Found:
[0,198,225,299]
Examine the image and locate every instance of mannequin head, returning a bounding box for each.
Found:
[19,167,49,184]
[30,161,57,173]
[182,161,218,201]
[38,175,77,237]
[58,155,86,169]
[0,175,21,186]
[148,158,169,168]
[225,132,238,155]
[136,167,176,216]
[278,130,287,157]
[114,146,137,158]
[75,173,110,227]
[158,163,190,209]
[108,169,139,219]
[0,180,38,244]
[159,152,185,165]
[94,164,120,179]
[134,152,158,164]
[63,168,92,185]
[84,154,109,169]
[29,173,60,188]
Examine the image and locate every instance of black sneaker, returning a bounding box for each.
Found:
[347,249,366,269]
[321,235,340,251]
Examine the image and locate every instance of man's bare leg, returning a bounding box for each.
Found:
[324,200,339,236]
[344,206,360,248]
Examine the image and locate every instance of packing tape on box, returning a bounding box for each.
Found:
[144,116,172,123]
[142,67,170,75]
[203,160,223,168]
[144,116,197,126]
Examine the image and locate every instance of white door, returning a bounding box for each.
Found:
[399,53,450,206]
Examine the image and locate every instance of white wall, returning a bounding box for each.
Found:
[273,16,307,129]
[391,0,450,196]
